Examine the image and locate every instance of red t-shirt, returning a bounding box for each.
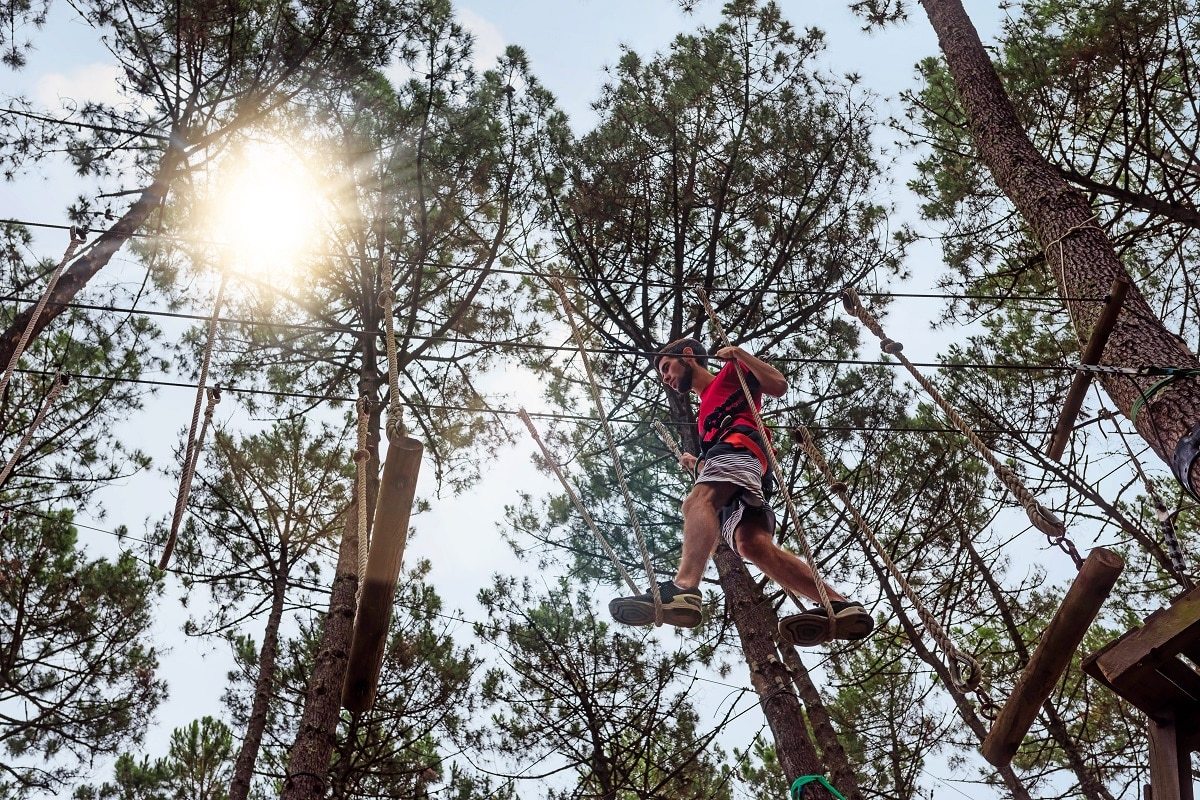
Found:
[697,361,762,447]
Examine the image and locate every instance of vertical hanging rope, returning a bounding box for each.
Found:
[378,282,404,440]
[792,424,985,695]
[158,273,228,570]
[0,373,68,490]
[518,408,641,594]
[839,288,1079,567]
[159,384,222,569]
[354,394,372,605]
[693,286,837,634]
[550,278,662,623]
[1106,412,1192,589]
[0,231,86,401]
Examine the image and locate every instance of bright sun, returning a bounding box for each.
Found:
[203,140,325,279]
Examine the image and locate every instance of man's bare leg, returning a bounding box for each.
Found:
[674,481,739,589]
[733,522,846,603]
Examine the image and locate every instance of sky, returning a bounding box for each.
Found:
[0,1,1056,797]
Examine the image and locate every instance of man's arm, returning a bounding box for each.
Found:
[714,346,787,397]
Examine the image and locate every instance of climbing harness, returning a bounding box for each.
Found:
[0,373,68,490]
[551,278,663,623]
[159,273,228,569]
[517,408,641,595]
[693,286,837,638]
[789,775,846,800]
[840,288,1079,567]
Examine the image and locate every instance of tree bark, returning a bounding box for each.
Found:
[919,0,1200,496]
[228,546,290,800]
[0,139,187,369]
[280,504,359,800]
[778,642,864,800]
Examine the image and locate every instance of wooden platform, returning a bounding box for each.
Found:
[1083,584,1200,799]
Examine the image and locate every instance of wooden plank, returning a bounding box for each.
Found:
[1095,584,1200,688]
[1048,278,1129,461]
[341,435,423,713]
[983,548,1124,767]
[1148,714,1194,800]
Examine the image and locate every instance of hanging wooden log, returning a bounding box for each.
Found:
[341,434,423,713]
[1047,278,1128,461]
[982,547,1123,767]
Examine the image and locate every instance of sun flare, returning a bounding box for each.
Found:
[203,140,325,280]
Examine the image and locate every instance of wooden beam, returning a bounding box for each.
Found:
[1093,585,1200,692]
[341,435,423,713]
[1149,713,1195,800]
[982,547,1124,767]
[1047,278,1129,461]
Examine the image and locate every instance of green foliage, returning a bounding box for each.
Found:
[0,510,164,794]
[475,577,734,800]
[72,716,233,800]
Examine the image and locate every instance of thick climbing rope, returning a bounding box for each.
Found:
[551,278,663,623]
[651,420,684,461]
[0,230,86,401]
[693,286,838,635]
[517,407,641,594]
[1103,410,1193,589]
[792,424,987,700]
[840,288,1079,567]
[379,283,404,440]
[354,394,371,604]
[0,373,68,490]
[158,274,228,570]
[159,385,222,569]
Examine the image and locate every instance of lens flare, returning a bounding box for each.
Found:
[202,140,324,279]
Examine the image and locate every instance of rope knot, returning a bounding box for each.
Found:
[880,338,903,355]
[354,448,370,463]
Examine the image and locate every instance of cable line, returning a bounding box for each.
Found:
[1,217,1108,304]
[2,292,1124,375]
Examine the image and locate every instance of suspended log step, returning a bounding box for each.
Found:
[1047,277,1128,461]
[341,434,424,713]
[982,547,1124,767]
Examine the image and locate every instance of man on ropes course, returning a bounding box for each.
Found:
[608,338,874,645]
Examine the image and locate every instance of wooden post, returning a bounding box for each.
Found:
[982,547,1124,767]
[341,434,423,713]
[1047,278,1128,461]
[1148,712,1194,800]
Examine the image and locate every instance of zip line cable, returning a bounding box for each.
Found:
[5,292,1165,376]
[4,364,1068,436]
[1,216,1108,305]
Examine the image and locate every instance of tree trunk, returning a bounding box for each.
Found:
[0,140,187,369]
[714,547,831,789]
[919,0,1200,496]
[280,504,359,799]
[228,545,290,800]
[778,642,864,800]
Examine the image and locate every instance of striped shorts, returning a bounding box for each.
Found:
[695,445,777,553]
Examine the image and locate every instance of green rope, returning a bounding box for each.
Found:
[1128,368,1200,424]
[789,775,847,800]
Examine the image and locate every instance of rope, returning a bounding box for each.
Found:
[651,420,684,461]
[378,285,404,441]
[354,394,372,605]
[0,232,85,400]
[0,373,68,490]
[1103,410,1193,589]
[840,288,1076,566]
[792,424,984,693]
[158,274,228,570]
[159,384,222,569]
[551,278,662,623]
[1041,214,1101,339]
[693,286,837,635]
[517,408,641,594]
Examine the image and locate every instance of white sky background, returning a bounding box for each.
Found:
[1,1,1144,798]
